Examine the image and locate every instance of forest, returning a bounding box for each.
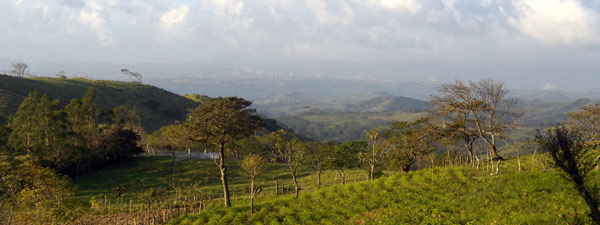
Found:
[1,76,600,224]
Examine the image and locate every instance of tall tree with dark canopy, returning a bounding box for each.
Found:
[536,127,600,224]
[180,97,261,207]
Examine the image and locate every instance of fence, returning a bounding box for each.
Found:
[140,150,219,160]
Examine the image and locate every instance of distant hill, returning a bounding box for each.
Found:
[354,96,429,112]
[519,98,600,128]
[0,75,199,132]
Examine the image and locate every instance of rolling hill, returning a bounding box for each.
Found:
[0,74,199,132]
[168,156,595,224]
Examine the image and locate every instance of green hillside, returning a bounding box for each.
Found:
[0,75,199,132]
[168,157,595,224]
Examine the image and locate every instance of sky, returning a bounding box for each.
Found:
[1,0,600,90]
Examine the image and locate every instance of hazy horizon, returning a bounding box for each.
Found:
[2,0,600,92]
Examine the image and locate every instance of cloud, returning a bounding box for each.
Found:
[160,5,190,30]
[79,1,112,44]
[508,0,600,46]
[306,0,355,25]
[369,0,421,13]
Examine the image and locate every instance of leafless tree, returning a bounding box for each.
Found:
[431,79,520,160]
[239,154,264,214]
[121,69,142,83]
[362,127,391,180]
[10,63,28,77]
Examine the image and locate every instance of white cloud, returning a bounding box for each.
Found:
[79,2,112,44]
[306,0,355,26]
[160,5,189,30]
[369,0,421,14]
[509,0,600,46]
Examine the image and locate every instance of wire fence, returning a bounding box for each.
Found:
[140,150,219,160]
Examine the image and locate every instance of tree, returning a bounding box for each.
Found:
[64,88,98,149]
[362,128,391,180]
[387,117,438,172]
[307,141,334,188]
[0,155,77,224]
[0,117,9,151]
[430,97,479,165]
[328,141,365,185]
[432,79,519,159]
[121,69,142,83]
[10,63,28,77]
[271,129,307,198]
[179,97,261,207]
[566,104,600,145]
[108,105,142,134]
[8,91,41,154]
[536,127,600,224]
[239,154,264,214]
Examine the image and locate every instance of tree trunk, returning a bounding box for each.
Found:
[369,164,375,181]
[573,174,600,224]
[218,143,231,207]
[517,148,521,172]
[291,172,299,198]
[317,169,322,188]
[273,177,279,196]
[250,178,254,214]
[430,158,435,184]
[466,141,474,167]
[531,146,537,171]
[495,159,501,175]
[337,169,346,185]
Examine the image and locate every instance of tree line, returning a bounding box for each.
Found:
[0,88,144,223]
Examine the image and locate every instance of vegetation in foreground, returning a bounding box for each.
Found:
[169,157,596,224]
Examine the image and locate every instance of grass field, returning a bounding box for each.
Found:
[165,155,598,224]
[72,156,368,205]
[71,154,600,224]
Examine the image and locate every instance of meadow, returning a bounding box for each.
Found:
[69,154,599,224]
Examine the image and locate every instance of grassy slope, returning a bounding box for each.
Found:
[168,156,596,224]
[72,156,366,204]
[0,75,198,132]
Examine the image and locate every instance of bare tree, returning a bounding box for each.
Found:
[566,104,600,170]
[239,154,264,214]
[430,99,479,165]
[10,63,28,77]
[536,127,600,224]
[121,69,142,83]
[362,128,391,180]
[566,104,600,144]
[272,130,306,198]
[432,79,520,160]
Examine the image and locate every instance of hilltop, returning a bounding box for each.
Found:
[0,75,199,132]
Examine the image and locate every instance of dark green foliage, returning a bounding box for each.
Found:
[0,116,9,151]
[7,89,143,176]
[96,127,143,165]
[328,141,365,170]
[0,75,198,132]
